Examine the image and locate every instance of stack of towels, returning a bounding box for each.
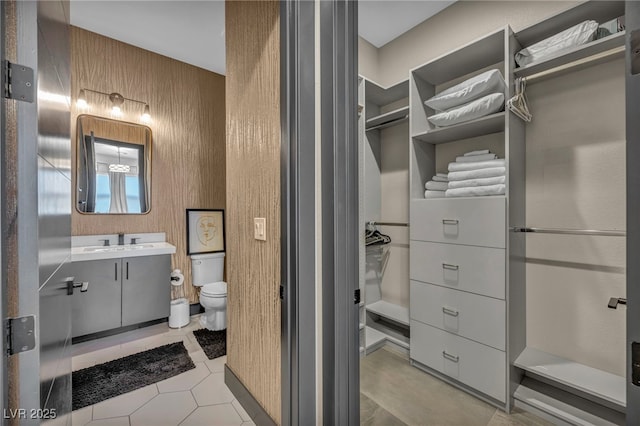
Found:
[445,149,505,197]
[424,173,449,199]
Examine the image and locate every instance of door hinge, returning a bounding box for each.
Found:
[5,315,36,356]
[279,285,284,300]
[3,60,34,102]
[354,289,361,305]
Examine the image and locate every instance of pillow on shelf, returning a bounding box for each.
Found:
[427,93,504,127]
[515,20,599,67]
[423,69,505,112]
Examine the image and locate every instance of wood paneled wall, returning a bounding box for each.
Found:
[225,1,281,423]
[71,27,226,303]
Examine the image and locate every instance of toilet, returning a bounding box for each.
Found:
[190,252,227,331]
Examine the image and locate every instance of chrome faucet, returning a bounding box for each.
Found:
[118,233,125,246]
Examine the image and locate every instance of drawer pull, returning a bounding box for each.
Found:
[442,219,459,225]
[442,306,459,317]
[442,351,459,363]
[442,263,459,271]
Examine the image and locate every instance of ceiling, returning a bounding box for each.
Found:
[359,1,456,47]
[70,1,226,75]
[70,1,455,76]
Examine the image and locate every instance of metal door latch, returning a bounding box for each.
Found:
[5,315,36,355]
[633,342,640,386]
[607,297,627,309]
[66,278,89,295]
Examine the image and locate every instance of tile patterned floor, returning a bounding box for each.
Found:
[71,318,254,426]
[361,347,554,426]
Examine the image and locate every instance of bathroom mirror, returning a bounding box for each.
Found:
[76,115,152,214]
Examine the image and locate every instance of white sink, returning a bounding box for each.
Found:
[83,244,156,253]
[72,241,176,262]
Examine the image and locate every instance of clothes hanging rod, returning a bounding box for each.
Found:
[524,45,624,83]
[510,227,625,237]
[365,115,408,131]
[368,221,408,227]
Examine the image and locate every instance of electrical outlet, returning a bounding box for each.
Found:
[254,218,266,241]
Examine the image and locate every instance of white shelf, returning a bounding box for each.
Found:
[366,300,410,326]
[365,326,410,354]
[514,347,625,409]
[514,31,625,80]
[365,326,387,350]
[366,106,409,131]
[365,79,409,106]
[359,322,365,330]
[412,112,505,145]
[411,28,505,86]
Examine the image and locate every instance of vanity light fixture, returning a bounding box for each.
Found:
[141,104,151,122]
[76,89,88,108]
[109,92,125,116]
[77,88,151,121]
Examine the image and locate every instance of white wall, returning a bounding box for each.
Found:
[524,58,626,376]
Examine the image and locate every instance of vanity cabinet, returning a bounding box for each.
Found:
[122,256,171,327]
[71,259,122,337]
[71,255,171,338]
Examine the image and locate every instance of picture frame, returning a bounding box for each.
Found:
[186,209,226,255]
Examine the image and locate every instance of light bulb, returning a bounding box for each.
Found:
[141,104,151,122]
[111,105,122,116]
[77,89,87,108]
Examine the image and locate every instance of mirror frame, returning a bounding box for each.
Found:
[76,114,153,215]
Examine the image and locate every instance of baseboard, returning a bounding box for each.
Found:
[224,365,276,426]
[71,318,167,344]
[190,303,204,316]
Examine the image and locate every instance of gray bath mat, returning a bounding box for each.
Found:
[192,328,226,360]
[72,342,195,411]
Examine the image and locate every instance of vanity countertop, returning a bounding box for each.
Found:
[71,233,176,262]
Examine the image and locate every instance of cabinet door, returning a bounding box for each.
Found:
[122,255,171,326]
[71,259,122,337]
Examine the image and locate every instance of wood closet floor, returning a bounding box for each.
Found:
[360,347,552,426]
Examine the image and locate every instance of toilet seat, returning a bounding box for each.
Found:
[200,281,227,297]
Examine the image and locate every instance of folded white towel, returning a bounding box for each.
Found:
[445,184,505,198]
[432,175,448,182]
[425,190,446,199]
[455,153,498,163]
[448,175,505,189]
[425,181,448,191]
[448,159,506,172]
[448,167,506,181]
[463,149,490,156]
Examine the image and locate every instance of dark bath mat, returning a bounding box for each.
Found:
[192,328,227,360]
[72,342,195,411]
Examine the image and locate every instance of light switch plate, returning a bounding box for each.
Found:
[254,218,266,241]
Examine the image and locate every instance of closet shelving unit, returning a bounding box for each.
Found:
[408,26,525,410]
[359,76,411,356]
[509,1,627,422]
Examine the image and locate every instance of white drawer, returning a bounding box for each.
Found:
[411,320,506,403]
[410,198,506,248]
[410,281,505,350]
[410,241,505,299]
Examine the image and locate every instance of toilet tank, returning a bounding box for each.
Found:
[191,252,225,286]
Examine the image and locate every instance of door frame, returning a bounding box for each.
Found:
[627,1,640,424]
[280,0,318,424]
[280,0,360,424]
[318,0,360,424]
